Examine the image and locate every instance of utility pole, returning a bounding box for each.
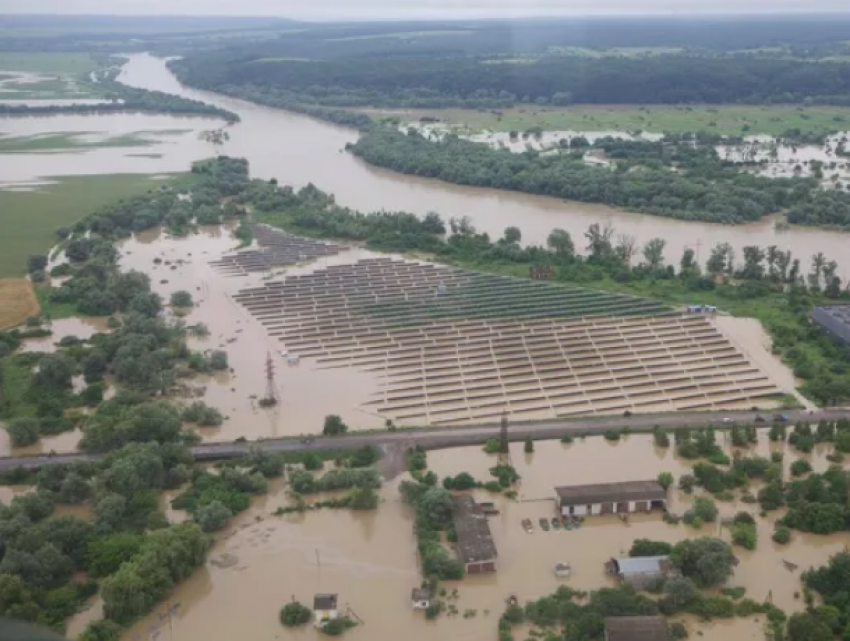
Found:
[262,352,279,406]
[498,411,512,467]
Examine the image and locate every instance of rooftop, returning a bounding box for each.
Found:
[610,556,670,576]
[605,616,671,641]
[452,495,497,565]
[313,594,338,610]
[411,587,431,601]
[554,480,666,505]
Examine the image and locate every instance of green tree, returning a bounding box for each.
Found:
[280,601,312,626]
[642,238,666,271]
[502,226,522,245]
[323,415,348,436]
[170,290,194,307]
[629,539,673,557]
[524,437,534,453]
[79,619,122,641]
[657,472,674,490]
[7,418,40,447]
[662,576,699,610]
[86,532,145,577]
[194,500,232,532]
[669,537,735,588]
[546,228,575,258]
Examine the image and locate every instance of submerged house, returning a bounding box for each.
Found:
[411,587,431,610]
[606,556,671,590]
[452,495,498,574]
[604,616,671,641]
[553,480,667,517]
[312,594,339,628]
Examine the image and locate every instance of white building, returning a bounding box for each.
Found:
[553,480,667,517]
[313,594,339,628]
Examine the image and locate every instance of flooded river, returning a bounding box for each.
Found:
[115,53,850,278]
[59,433,848,641]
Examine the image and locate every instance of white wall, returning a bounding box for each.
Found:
[573,504,588,516]
[591,504,602,515]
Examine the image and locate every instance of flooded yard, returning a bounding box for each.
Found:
[60,432,849,641]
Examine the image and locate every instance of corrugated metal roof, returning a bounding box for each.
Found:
[605,616,671,641]
[554,480,666,505]
[612,556,668,576]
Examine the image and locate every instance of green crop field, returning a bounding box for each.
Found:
[0,174,174,277]
[0,52,101,74]
[0,133,163,153]
[395,104,850,136]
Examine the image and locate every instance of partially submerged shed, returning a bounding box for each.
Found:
[604,616,671,641]
[452,495,497,574]
[605,556,671,589]
[554,480,667,517]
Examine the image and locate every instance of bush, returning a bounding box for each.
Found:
[683,496,718,526]
[678,474,696,493]
[773,525,792,544]
[407,448,427,471]
[280,601,312,627]
[653,427,670,447]
[483,438,501,453]
[181,402,223,426]
[194,500,233,532]
[630,539,673,557]
[524,437,534,453]
[731,524,757,550]
[321,617,356,636]
[790,459,812,477]
[657,472,674,490]
[669,622,688,640]
[302,452,324,471]
[604,429,621,441]
[349,446,379,468]
[7,417,40,447]
[323,414,348,436]
[560,433,574,444]
[210,350,228,370]
[170,290,194,307]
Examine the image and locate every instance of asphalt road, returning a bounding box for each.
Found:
[3,408,849,472]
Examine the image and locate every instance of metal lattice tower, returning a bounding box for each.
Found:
[263,352,279,405]
[498,411,512,466]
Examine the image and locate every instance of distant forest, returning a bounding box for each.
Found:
[170,16,850,109]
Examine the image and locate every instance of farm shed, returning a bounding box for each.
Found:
[452,495,497,574]
[312,594,339,628]
[553,480,667,517]
[605,556,671,589]
[604,616,671,641]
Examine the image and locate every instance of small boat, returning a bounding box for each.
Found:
[521,518,533,533]
[554,562,572,577]
[551,517,561,530]
[539,518,550,531]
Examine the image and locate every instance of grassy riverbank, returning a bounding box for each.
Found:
[0,174,174,277]
[375,104,850,136]
[0,52,101,74]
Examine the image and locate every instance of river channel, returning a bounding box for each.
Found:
[115,53,850,277]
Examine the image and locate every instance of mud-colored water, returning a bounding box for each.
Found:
[57,434,842,641]
[0,112,225,187]
[118,227,387,443]
[111,53,850,279]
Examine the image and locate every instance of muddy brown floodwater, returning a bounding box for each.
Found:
[117,53,850,280]
[59,433,849,641]
[118,226,389,443]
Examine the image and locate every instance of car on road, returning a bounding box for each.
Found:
[773,413,789,422]
[754,415,766,423]
[722,417,734,424]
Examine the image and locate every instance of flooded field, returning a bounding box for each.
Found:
[116,225,388,442]
[60,433,846,641]
[116,54,850,279]
[0,112,225,187]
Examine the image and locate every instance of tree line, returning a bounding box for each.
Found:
[172,48,850,109]
[347,126,850,227]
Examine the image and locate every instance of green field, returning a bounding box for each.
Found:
[0,52,100,74]
[396,104,850,136]
[0,131,192,153]
[0,174,173,277]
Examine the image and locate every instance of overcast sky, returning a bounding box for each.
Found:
[8,0,850,20]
